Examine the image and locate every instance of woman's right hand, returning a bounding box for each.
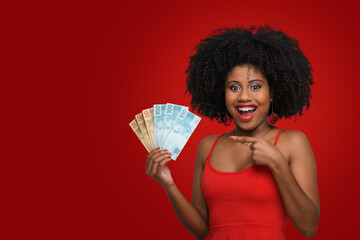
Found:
[146,148,174,191]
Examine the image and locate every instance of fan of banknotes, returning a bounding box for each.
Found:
[129,103,201,160]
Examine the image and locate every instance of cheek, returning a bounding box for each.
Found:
[257,92,271,109]
[261,95,270,104]
[225,90,234,105]
[260,88,271,102]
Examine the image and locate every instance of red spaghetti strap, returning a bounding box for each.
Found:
[209,134,225,155]
[274,129,283,145]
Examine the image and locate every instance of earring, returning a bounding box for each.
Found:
[268,100,279,124]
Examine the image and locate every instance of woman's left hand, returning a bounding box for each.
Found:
[229,136,286,170]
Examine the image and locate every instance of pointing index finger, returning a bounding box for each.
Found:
[229,136,258,143]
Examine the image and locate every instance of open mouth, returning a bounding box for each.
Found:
[236,106,257,121]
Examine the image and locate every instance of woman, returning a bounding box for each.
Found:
[146,25,320,239]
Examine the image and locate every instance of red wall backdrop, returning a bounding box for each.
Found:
[3,0,360,239]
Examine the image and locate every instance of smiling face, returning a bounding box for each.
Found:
[225,64,271,131]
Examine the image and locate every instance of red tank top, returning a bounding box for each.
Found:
[202,129,287,240]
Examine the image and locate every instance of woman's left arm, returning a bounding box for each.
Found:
[231,131,320,238]
[270,130,320,238]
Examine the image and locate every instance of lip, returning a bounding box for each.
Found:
[235,104,257,121]
[236,104,257,108]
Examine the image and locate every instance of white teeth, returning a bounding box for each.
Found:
[238,107,256,111]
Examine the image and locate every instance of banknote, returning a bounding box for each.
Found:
[129,119,150,152]
[159,103,189,147]
[161,109,201,160]
[153,104,166,149]
[135,113,152,151]
[130,103,201,160]
[142,108,154,150]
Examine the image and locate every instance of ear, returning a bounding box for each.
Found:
[270,89,274,101]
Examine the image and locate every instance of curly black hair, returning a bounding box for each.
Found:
[185,24,313,125]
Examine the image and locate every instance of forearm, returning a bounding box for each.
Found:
[165,184,209,240]
[271,159,320,238]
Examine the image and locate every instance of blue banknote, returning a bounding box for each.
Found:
[159,103,189,146]
[154,104,166,149]
[161,109,201,160]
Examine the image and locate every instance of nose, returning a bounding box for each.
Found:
[237,89,252,102]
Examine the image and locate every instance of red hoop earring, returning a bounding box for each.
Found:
[268,100,278,124]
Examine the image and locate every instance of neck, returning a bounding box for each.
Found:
[233,122,273,138]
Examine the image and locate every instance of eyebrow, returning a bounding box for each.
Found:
[227,79,264,84]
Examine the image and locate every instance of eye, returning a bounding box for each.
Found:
[250,85,262,90]
[230,85,240,91]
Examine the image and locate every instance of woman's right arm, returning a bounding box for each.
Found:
[146,138,212,240]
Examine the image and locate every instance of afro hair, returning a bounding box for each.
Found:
[185,24,313,125]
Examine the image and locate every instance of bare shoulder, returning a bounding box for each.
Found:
[280,130,310,147]
[278,130,313,162]
[196,134,221,166]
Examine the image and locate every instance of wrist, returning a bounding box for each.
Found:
[270,156,288,175]
[164,182,177,194]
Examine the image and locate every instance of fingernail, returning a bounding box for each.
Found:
[168,152,171,156]
[164,149,168,152]
[229,136,233,140]
[156,147,160,150]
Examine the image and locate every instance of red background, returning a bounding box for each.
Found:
[3,0,360,239]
